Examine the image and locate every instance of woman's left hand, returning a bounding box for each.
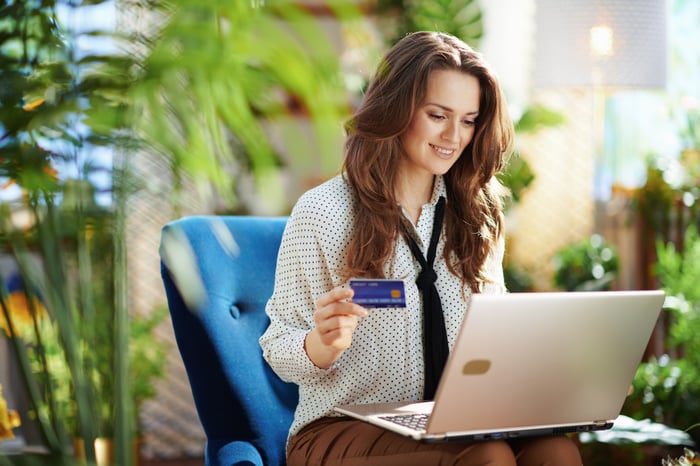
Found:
[304,286,367,369]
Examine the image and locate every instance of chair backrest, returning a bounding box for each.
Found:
[160,215,297,466]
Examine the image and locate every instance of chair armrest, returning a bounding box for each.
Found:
[207,439,264,466]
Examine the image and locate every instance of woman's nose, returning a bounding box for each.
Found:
[441,121,459,142]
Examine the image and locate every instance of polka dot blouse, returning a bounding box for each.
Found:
[259,174,506,438]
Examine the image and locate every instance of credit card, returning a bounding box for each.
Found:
[349,278,406,308]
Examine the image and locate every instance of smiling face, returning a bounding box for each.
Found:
[398,69,480,188]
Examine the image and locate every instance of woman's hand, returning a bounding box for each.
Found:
[304,286,368,369]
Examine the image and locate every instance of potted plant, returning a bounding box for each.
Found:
[1,2,352,465]
[69,308,169,465]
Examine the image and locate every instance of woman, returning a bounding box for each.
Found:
[260,31,582,465]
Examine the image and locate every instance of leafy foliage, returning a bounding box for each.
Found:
[633,163,683,238]
[657,225,700,308]
[624,226,700,443]
[376,0,483,47]
[405,0,483,44]
[133,0,353,211]
[0,1,140,463]
[1,1,358,464]
[498,155,535,206]
[514,104,567,134]
[552,234,619,291]
[627,354,700,435]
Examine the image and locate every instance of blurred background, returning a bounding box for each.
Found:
[1,0,699,465]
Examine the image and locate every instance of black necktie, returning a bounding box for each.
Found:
[402,196,448,400]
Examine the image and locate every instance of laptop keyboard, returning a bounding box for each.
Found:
[379,413,429,432]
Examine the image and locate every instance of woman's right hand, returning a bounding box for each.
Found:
[304,286,368,369]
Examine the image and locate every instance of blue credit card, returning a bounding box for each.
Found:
[349,278,406,308]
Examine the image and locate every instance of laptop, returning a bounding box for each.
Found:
[334,290,665,442]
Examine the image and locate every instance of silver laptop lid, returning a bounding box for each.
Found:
[427,290,665,435]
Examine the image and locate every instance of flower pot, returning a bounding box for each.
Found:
[72,437,141,466]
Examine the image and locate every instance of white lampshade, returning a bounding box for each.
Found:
[533,0,667,89]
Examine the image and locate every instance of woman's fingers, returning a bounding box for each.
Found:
[315,287,353,308]
[313,286,367,349]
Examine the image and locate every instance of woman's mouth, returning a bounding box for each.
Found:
[430,144,456,157]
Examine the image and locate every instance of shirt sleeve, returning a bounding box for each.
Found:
[259,185,352,385]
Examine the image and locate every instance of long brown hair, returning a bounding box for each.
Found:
[343,31,514,293]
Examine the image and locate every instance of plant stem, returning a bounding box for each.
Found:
[113,159,134,466]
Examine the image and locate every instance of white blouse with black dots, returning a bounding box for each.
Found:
[259,174,506,438]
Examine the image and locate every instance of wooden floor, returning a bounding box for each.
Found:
[142,458,204,466]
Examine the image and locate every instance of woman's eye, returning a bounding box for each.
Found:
[463,120,476,126]
[429,113,446,120]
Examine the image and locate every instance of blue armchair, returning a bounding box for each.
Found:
[159,215,298,466]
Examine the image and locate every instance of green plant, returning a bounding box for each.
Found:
[0,0,138,462]
[633,162,683,237]
[626,354,700,433]
[658,226,700,365]
[624,225,700,443]
[128,307,169,430]
[503,262,534,293]
[20,305,168,438]
[377,0,483,46]
[498,156,535,207]
[135,0,353,212]
[633,153,700,241]
[552,234,619,291]
[1,1,351,465]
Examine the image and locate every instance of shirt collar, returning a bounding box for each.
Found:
[430,176,447,205]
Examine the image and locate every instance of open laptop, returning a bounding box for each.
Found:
[334,290,665,442]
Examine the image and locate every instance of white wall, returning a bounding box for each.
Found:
[480,0,536,116]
